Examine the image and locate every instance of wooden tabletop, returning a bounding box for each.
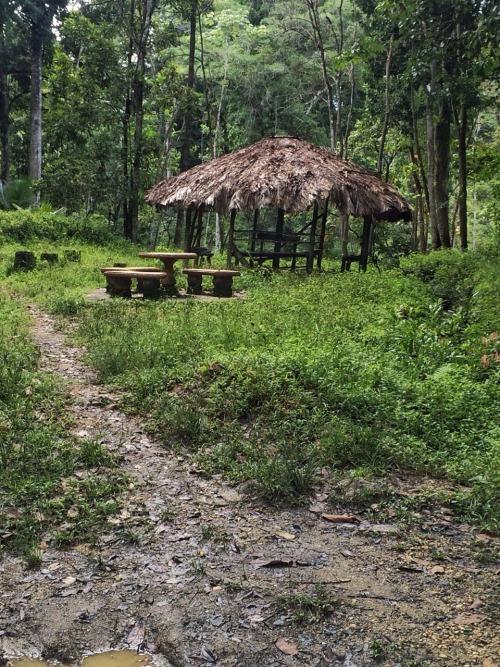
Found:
[138,252,197,260]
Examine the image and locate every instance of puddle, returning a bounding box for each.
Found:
[11,650,154,667]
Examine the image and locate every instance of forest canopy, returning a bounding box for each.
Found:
[1,0,499,252]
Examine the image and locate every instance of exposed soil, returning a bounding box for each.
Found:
[1,307,499,667]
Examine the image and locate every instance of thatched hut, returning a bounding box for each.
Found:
[146,136,412,271]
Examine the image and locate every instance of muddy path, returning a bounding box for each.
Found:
[0,307,498,667]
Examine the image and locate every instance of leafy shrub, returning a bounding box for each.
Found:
[0,210,117,245]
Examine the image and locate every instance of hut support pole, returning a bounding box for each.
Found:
[194,211,204,248]
[307,203,319,274]
[360,215,372,271]
[183,210,193,253]
[317,198,329,269]
[227,210,236,268]
[273,208,285,269]
[250,209,259,252]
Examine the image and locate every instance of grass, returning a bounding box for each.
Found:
[276,584,340,623]
[0,292,127,559]
[1,226,499,533]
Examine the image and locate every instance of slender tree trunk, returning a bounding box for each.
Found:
[0,71,9,181]
[377,34,393,178]
[29,27,43,189]
[435,99,451,248]
[456,104,468,250]
[426,71,440,249]
[126,0,156,242]
[122,94,131,238]
[174,1,197,246]
[304,0,335,151]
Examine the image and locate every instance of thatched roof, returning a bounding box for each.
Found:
[146,136,412,221]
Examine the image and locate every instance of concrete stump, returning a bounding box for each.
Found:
[14,251,36,271]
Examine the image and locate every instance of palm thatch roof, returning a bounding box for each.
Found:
[146,137,412,222]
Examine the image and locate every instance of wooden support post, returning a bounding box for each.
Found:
[273,208,285,269]
[250,209,259,252]
[360,215,372,271]
[227,210,236,268]
[183,210,193,252]
[306,203,319,274]
[194,210,204,248]
[317,198,329,269]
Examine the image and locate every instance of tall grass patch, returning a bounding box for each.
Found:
[75,255,500,528]
[0,296,126,559]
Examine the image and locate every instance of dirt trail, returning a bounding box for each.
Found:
[0,308,498,667]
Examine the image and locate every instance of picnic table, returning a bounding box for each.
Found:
[138,252,197,295]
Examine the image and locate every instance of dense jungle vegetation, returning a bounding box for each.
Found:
[0,0,500,556]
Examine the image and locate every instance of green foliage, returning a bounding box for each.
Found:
[0,209,117,245]
[0,178,34,210]
[51,251,498,527]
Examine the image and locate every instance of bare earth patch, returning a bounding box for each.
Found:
[1,308,498,667]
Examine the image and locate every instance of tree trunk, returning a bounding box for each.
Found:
[29,26,43,188]
[426,80,440,249]
[456,104,468,250]
[304,0,335,151]
[126,0,156,242]
[174,2,197,246]
[435,99,451,248]
[0,71,9,181]
[122,94,131,238]
[377,34,393,178]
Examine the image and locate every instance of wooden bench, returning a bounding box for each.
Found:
[102,269,167,298]
[183,268,241,297]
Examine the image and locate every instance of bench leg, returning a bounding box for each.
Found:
[139,278,162,299]
[106,274,132,298]
[212,275,233,297]
[186,273,203,295]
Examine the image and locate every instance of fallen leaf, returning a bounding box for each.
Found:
[200,647,216,663]
[367,523,399,534]
[276,638,298,656]
[340,549,356,558]
[453,613,486,626]
[483,659,496,667]
[275,531,295,541]
[5,508,22,519]
[475,534,492,542]
[470,598,483,609]
[253,558,293,569]
[60,588,78,597]
[321,513,360,523]
[430,566,445,575]
[308,503,325,514]
[218,488,241,502]
[62,576,76,586]
[127,622,146,649]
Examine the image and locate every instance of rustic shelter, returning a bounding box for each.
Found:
[146,136,412,271]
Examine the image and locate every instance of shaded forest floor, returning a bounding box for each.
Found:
[0,306,498,667]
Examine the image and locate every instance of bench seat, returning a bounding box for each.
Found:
[183,268,241,297]
[103,269,167,298]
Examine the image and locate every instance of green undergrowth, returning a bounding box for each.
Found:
[69,250,500,530]
[0,295,127,560]
[0,240,141,313]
